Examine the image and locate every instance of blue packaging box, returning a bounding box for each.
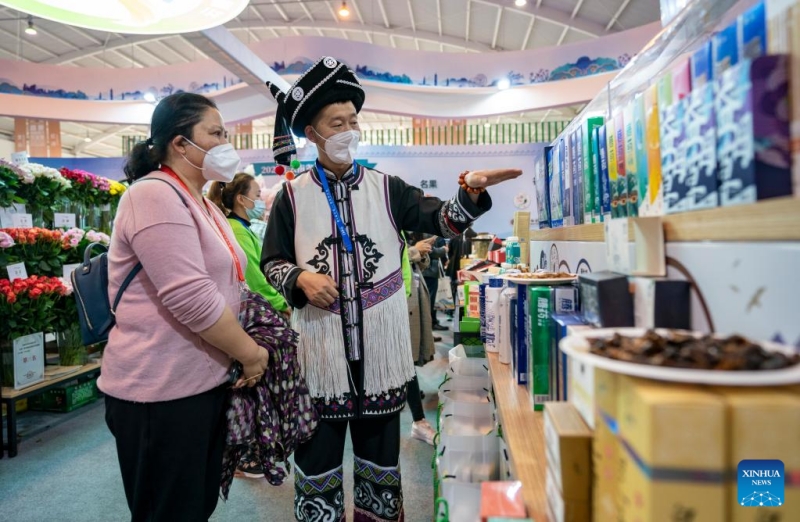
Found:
[713,21,740,78]
[683,82,720,210]
[515,284,528,386]
[661,98,691,214]
[572,128,584,225]
[596,124,611,217]
[536,146,553,228]
[715,55,792,206]
[564,134,574,226]
[691,40,714,87]
[551,312,587,402]
[740,1,767,60]
[550,138,565,227]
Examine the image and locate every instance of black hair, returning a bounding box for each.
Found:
[123,92,218,183]
[208,173,255,216]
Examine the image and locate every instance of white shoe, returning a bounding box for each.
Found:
[411,420,436,446]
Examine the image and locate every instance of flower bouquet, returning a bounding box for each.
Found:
[51,278,86,364]
[60,168,111,230]
[62,228,110,265]
[0,275,69,385]
[0,227,69,277]
[16,163,71,228]
[0,159,32,210]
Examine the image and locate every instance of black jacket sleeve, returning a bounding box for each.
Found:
[260,186,309,309]
[386,174,492,238]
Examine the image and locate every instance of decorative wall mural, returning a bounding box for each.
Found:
[0,24,658,103]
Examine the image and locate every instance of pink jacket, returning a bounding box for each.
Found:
[98,172,246,402]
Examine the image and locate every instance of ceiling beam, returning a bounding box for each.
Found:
[74,125,131,154]
[571,0,586,19]
[225,20,493,51]
[299,1,315,21]
[436,0,443,37]
[491,6,503,49]
[130,43,170,66]
[473,0,606,36]
[351,0,365,25]
[521,16,535,50]
[556,26,569,46]
[466,0,471,42]
[325,1,340,23]
[606,0,633,31]
[113,48,146,68]
[40,33,163,64]
[268,0,290,22]
[408,0,416,33]
[377,0,390,29]
[0,25,58,58]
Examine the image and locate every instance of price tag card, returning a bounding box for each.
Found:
[6,262,28,281]
[11,213,33,228]
[54,213,76,229]
[11,151,29,166]
[62,263,81,278]
[604,219,631,274]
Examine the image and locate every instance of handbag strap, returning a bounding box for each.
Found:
[110,176,189,313]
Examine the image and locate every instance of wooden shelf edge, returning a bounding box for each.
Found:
[487,352,548,521]
[529,197,800,243]
[1,361,101,399]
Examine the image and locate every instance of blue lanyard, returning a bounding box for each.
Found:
[315,160,355,253]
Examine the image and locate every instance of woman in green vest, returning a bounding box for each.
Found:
[209,173,289,315]
[209,173,289,478]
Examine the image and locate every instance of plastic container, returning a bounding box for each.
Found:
[504,236,521,265]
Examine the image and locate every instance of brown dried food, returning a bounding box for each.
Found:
[587,330,800,371]
[514,271,576,279]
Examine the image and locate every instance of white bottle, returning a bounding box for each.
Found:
[497,286,517,364]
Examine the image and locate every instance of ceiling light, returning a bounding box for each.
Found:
[84,136,92,143]
[24,17,36,36]
[143,92,156,103]
[514,0,528,7]
[338,1,350,18]
[497,78,511,90]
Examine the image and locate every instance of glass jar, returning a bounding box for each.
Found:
[57,325,87,366]
[505,236,521,265]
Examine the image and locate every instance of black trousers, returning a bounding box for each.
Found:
[424,275,439,325]
[104,385,228,522]
[294,414,404,521]
[406,374,424,422]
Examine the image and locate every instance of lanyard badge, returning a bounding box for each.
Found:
[316,160,355,254]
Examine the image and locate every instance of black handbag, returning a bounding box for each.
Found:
[70,177,188,345]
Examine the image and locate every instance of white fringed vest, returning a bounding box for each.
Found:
[286,167,416,399]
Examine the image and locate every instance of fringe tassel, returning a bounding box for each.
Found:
[362,291,416,396]
[293,305,350,399]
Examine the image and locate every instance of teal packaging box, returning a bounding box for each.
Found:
[583,117,605,223]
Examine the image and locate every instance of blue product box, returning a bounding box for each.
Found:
[715,55,792,206]
[596,124,611,217]
[536,146,553,229]
[550,138,564,227]
[739,1,767,60]
[633,94,649,215]
[564,134,573,226]
[661,98,691,213]
[515,284,528,386]
[479,283,487,342]
[713,21,740,78]
[572,129,584,225]
[551,312,587,402]
[684,82,720,210]
[691,41,714,87]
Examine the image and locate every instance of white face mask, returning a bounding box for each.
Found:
[180,137,241,182]
[242,196,266,221]
[313,128,360,165]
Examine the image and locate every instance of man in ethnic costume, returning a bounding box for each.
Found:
[261,56,521,522]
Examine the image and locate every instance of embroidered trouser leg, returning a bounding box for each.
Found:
[293,414,403,522]
[294,420,347,522]
[351,414,404,522]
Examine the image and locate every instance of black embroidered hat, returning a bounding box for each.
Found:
[266,56,365,164]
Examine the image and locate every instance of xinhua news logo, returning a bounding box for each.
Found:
[737,460,784,508]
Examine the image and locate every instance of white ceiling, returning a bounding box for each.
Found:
[0,0,660,156]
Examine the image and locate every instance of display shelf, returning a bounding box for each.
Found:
[530,197,800,243]
[487,352,547,520]
[2,361,101,458]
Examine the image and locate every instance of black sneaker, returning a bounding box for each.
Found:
[432,323,448,331]
[236,465,264,479]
